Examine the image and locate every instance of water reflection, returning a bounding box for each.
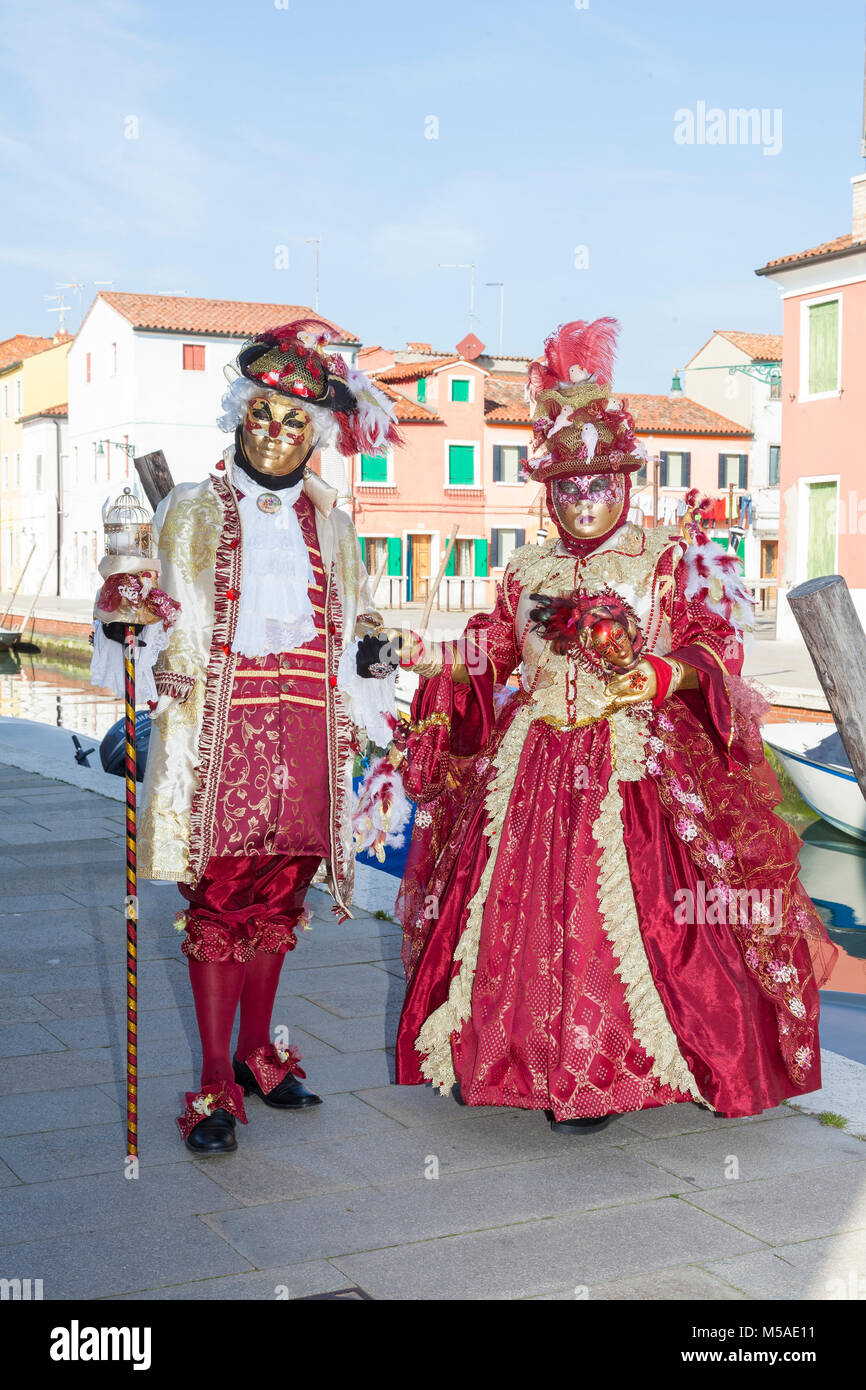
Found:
[798,820,866,996]
[0,649,122,740]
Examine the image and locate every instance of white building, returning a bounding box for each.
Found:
[680,330,782,592]
[64,292,361,596]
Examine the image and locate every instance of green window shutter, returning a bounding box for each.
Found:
[515,528,525,549]
[739,454,748,489]
[489,529,500,567]
[492,445,502,482]
[451,378,470,402]
[659,452,668,487]
[445,543,456,576]
[682,453,691,487]
[718,454,726,489]
[808,301,839,394]
[417,376,426,402]
[386,536,402,575]
[361,452,388,482]
[448,444,475,485]
[474,537,488,576]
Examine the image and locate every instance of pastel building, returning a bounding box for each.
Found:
[62,293,359,596]
[678,330,781,586]
[757,174,866,640]
[357,336,754,610]
[358,337,538,608]
[0,333,72,593]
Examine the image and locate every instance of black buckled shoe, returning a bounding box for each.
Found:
[184,1108,238,1154]
[233,1056,322,1109]
[548,1114,614,1134]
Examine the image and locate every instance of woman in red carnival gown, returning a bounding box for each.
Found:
[394,318,836,1132]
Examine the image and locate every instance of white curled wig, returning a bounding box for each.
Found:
[216,375,338,451]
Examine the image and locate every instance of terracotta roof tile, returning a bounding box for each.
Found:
[19,402,67,421]
[374,379,440,423]
[373,356,458,383]
[96,292,359,343]
[714,330,782,361]
[757,233,855,273]
[626,394,750,437]
[0,334,55,370]
[484,374,530,424]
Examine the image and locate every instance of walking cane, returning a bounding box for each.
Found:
[123,624,138,1159]
[101,487,154,1161]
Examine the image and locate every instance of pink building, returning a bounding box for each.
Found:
[354,337,752,610]
[757,174,866,639]
[355,337,537,609]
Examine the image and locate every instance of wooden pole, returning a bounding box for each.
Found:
[419,525,459,635]
[786,574,866,798]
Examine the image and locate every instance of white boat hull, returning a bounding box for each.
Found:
[763,722,866,843]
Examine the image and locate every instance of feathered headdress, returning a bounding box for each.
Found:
[526,317,646,482]
[234,318,402,459]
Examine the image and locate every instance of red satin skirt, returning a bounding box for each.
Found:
[395,717,822,1120]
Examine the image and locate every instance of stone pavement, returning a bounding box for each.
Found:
[0,763,864,1302]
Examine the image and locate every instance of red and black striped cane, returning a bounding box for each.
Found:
[123,625,138,1158]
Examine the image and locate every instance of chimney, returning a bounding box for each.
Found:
[852,173,866,241]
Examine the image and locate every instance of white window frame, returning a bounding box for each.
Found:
[449,375,475,404]
[1,384,7,419]
[13,453,20,488]
[357,445,394,488]
[15,378,21,414]
[444,438,479,489]
[494,441,527,487]
[799,293,842,402]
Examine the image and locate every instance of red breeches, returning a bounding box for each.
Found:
[179,853,320,1090]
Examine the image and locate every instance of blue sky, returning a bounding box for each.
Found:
[0,0,863,390]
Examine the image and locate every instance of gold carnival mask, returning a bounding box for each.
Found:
[241,393,315,475]
[551,473,626,540]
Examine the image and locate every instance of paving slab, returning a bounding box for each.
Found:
[0,1021,66,1057]
[109,1260,351,1301]
[326,1199,763,1301]
[683,1158,866,1244]
[704,1229,866,1300]
[0,1163,242,1245]
[624,1114,866,1188]
[0,1083,122,1138]
[531,1265,750,1300]
[0,1217,251,1300]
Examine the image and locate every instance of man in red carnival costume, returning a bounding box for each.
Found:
[394,318,836,1132]
[92,320,401,1154]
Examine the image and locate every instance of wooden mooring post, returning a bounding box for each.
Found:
[787,574,866,798]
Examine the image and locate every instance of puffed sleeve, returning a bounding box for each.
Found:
[657,536,755,765]
[403,568,521,800]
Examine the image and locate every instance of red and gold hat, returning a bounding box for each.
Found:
[237,319,336,404]
[526,318,646,483]
[233,318,402,458]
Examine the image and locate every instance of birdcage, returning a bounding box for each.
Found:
[103,487,153,560]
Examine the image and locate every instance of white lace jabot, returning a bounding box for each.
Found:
[230,462,316,658]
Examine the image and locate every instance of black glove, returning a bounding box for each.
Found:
[355,633,398,680]
[102,621,145,646]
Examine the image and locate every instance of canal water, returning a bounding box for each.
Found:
[0,651,864,1039]
[0,648,122,740]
